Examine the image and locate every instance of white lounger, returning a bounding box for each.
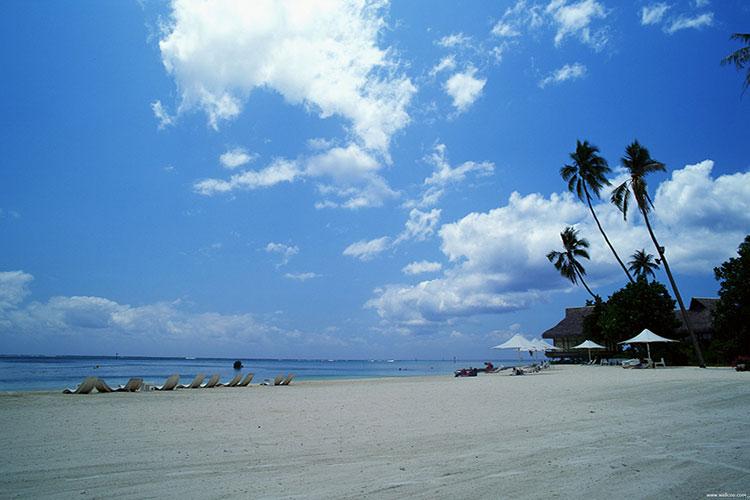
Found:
[116,378,143,392]
[237,373,254,387]
[280,374,294,386]
[201,374,220,388]
[220,373,243,387]
[272,374,284,386]
[178,373,205,389]
[153,374,180,391]
[63,376,99,394]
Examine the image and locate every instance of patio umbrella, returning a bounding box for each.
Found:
[619,329,677,366]
[526,339,559,359]
[571,339,607,363]
[491,334,535,361]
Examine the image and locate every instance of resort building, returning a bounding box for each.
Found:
[541,297,718,360]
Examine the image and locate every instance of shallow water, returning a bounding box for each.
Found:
[0,355,527,391]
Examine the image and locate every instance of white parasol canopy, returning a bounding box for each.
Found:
[571,339,607,362]
[491,334,535,360]
[531,339,559,351]
[619,329,677,365]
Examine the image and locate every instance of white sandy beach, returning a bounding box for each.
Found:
[0,366,748,499]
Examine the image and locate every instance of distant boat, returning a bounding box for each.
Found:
[185,356,196,360]
[387,360,395,363]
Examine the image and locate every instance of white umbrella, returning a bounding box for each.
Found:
[571,339,607,363]
[619,328,677,365]
[531,339,559,351]
[491,334,535,361]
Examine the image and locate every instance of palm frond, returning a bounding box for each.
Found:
[611,181,630,220]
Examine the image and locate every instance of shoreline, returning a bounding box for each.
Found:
[1,365,748,498]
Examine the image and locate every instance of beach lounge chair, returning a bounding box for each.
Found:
[272,374,284,386]
[237,373,254,387]
[178,373,205,389]
[154,374,180,391]
[621,358,640,368]
[201,374,220,388]
[63,376,98,394]
[115,378,143,392]
[94,378,115,393]
[280,374,294,385]
[654,358,666,368]
[220,373,243,387]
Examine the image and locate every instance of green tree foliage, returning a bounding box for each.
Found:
[712,235,750,361]
[581,295,607,347]
[547,227,596,299]
[721,33,750,95]
[628,249,660,280]
[597,278,680,357]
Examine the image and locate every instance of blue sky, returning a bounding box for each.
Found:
[1,0,748,359]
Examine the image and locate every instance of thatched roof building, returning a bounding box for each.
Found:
[541,297,718,358]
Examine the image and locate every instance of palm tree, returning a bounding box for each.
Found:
[547,227,597,299]
[721,33,750,95]
[611,141,706,367]
[561,140,634,283]
[628,249,659,280]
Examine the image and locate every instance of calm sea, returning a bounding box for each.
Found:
[0,356,527,392]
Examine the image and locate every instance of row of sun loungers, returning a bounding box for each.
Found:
[511,360,551,376]
[63,372,294,394]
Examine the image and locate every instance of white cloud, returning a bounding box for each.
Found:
[220,147,257,169]
[444,66,487,113]
[157,0,416,156]
[265,242,299,266]
[430,55,457,76]
[343,236,391,261]
[665,12,713,34]
[194,159,300,195]
[408,144,494,208]
[307,137,335,151]
[491,21,521,38]
[367,161,750,325]
[402,261,443,275]
[151,100,175,128]
[394,208,442,244]
[640,3,670,25]
[0,271,33,311]
[437,33,472,48]
[546,0,608,50]
[284,272,321,281]
[538,62,587,88]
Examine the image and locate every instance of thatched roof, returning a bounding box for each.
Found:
[676,297,718,335]
[541,297,718,339]
[541,306,593,339]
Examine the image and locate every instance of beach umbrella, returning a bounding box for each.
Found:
[571,339,607,363]
[618,329,677,366]
[491,334,535,361]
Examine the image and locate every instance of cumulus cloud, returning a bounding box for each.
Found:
[266,242,299,266]
[444,67,487,113]
[367,161,750,325]
[284,272,321,281]
[640,3,670,25]
[395,208,442,244]
[0,271,33,311]
[408,144,494,208]
[220,147,257,169]
[437,33,472,48]
[538,62,587,88]
[343,236,391,261]
[194,159,300,195]
[157,0,415,156]
[546,0,608,50]
[665,12,713,34]
[197,143,396,209]
[430,55,457,76]
[402,261,443,275]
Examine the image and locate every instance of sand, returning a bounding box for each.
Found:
[0,366,748,499]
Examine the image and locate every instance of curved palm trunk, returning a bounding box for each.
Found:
[640,207,706,368]
[574,267,597,299]
[584,185,634,284]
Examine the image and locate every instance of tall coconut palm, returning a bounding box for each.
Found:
[547,227,596,299]
[628,249,659,280]
[611,141,706,367]
[561,140,634,283]
[721,33,750,95]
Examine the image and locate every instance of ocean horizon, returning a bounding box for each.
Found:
[0,354,535,392]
